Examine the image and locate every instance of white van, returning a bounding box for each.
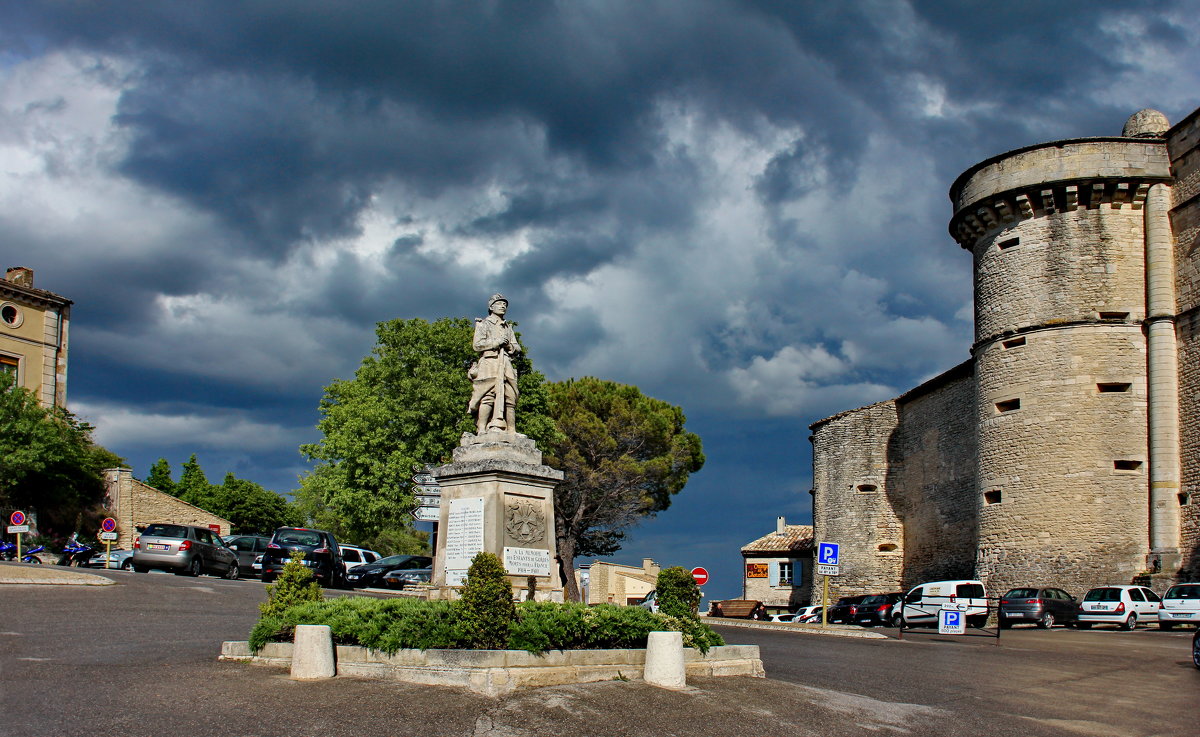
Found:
[899,579,989,628]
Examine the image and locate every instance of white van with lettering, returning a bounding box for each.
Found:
[899,579,989,628]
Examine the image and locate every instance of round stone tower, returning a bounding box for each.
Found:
[948,111,1176,594]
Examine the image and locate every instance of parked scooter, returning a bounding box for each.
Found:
[0,541,45,563]
[57,536,93,566]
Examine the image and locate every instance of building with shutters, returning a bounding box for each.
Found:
[740,517,814,613]
[0,267,70,408]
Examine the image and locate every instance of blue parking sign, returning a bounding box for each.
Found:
[939,608,965,634]
[817,542,839,566]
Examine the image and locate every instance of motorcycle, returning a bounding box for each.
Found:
[58,536,93,566]
[0,540,46,564]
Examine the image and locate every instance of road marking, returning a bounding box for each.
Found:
[1,631,24,636]
[17,657,51,661]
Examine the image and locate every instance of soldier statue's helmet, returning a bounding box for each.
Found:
[488,293,508,310]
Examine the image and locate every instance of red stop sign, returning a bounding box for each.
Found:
[692,567,709,586]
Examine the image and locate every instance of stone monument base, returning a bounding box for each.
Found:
[430,429,564,601]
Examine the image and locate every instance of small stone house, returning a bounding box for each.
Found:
[579,558,660,605]
[741,517,814,613]
[103,467,231,549]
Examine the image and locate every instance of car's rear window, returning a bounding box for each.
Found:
[1084,588,1122,602]
[1164,584,1200,599]
[273,529,323,547]
[1005,588,1039,598]
[861,595,886,605]
[956,583,985,598]
[142,524,189,539]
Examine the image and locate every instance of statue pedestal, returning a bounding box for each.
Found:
[430,430,564,601]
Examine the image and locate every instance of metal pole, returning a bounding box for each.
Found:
[821,574,829,627]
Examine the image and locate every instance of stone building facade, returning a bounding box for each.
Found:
[811,106,1200,601]
[0,267,70,408]
[740,517,814,612]
[577,558,660,605]
[103,468,231,549]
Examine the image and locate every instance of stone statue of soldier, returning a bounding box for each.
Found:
[468,294,521,435]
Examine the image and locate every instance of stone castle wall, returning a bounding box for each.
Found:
[1170,108,1200,579]
[888,366,977,588]
[809,401,901,600]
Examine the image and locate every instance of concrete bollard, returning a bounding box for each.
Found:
[643,631,686,689]
[290,624,336,680]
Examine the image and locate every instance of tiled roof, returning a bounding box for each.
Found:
[740,525,814,554]
[0,279,72,306]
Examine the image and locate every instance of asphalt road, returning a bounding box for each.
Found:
[1,566,1197,737]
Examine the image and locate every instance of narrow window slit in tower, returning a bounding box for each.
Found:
[1113,460,1142,471]
[995,398,1020,413]
[878,543,898,552]
[984,490,1002,505]
[997,237,1019,250]
[1002,337,1026,349]
[856,484,877,492]
[1097,382,1131,393]
[1098,311,1129,320]
[1179,492,1191,507]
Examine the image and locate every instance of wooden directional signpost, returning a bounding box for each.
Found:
[412,467,442,547]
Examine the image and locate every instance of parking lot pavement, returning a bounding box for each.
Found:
[2,573,1197,737]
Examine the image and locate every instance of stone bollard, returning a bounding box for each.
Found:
[643,631,686,689]
[291,624,336,680]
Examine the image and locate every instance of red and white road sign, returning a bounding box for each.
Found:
[10,510,25,526]
[101,517,117,533]
[692,567,710,586]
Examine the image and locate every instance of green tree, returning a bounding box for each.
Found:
[297,317,553,542]
[174,453,211,501]
[0,373,124,537]
[655,566,701,618]
[145,457,175,494]
[454,551,515,649]
[154,456,299,534]
[543,378,705,602]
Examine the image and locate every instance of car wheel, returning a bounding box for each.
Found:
[999,618,1012,629]
[27,556,42,564]
[225,561,239,580]
[187,557,202,577]
[1158,621,1174,631]
[1120,613,1137,631]
[120,559,132,570]
[1038,612,1055,629]
[1192,631,1200,670]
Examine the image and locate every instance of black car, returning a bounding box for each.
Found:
[260,527,346,588]
[999,587,1078,629]
[382,565,433,590]
[852,592,904,627]
[826,595,869,624]
[344,554,434,589]
[222,535,271,578]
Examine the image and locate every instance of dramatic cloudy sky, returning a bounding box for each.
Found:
[2,1,1198,599]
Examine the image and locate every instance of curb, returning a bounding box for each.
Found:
[708,619,889,639]
[0,563,116,586]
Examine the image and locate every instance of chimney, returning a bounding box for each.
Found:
[777,516,786,535]
[5,267,33,288]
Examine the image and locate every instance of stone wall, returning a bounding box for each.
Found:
[809,400,900,601]
[104,468,231,548]
[1170,108,1200,580]
[887,364,977,588]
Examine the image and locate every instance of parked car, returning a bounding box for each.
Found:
[853,592,904,627]
[222,535,271,578]
[1158,582,1200,630]
[84,548,135,570]
[999,587,1078,629]
[260,527,346,588]
[252,554,263,575]
[344,554,434,589]
[339,545,383,571]
[1076,585,1161,630]
[769,612,797,623]
[1193,629,1200,669]
[382,565,432,590]
[795,605,824,623]
[132,524,239,578]
[826,595,869,624]
[898,580,989,628]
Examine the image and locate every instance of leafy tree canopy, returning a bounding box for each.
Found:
[297,317,553,543]
[543,377,705,602]
[148,455,300,535]
[0,373,124,537]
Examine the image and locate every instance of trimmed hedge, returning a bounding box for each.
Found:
[249,597,725,655]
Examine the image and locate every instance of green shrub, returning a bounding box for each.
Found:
[259,550,323,618]
[654,613,725,653]
[508,601,589,652]
[655,566,700,618]
[249,596,464,653]
[453,551,515,649]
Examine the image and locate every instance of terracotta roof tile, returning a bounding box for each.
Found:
[740,525,814,553]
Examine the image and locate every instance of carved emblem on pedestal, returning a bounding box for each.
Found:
[506,500,546,544]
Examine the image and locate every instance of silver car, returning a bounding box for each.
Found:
[85,549,135,570]
[132,523,239,578]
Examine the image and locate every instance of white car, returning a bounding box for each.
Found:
[1076,585,1161,630]
[1157,583,1200,630]
[790,605,824,623]
[339,545,383,570]
[898,580,989,628]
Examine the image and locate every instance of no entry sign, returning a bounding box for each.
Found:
[691,567,710,586]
